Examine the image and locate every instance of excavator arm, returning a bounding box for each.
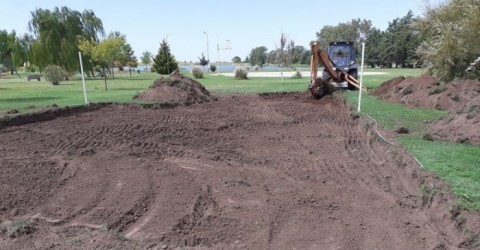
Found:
[310,43,366,98]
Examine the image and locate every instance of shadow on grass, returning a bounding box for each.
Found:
[0,96,62,103]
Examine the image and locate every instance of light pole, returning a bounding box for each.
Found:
[165,33,172,75]
[203,31,209,69]
[216,38,231,76]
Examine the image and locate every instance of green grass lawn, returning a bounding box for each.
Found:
[1,67,479,209]
[399,137,480,210]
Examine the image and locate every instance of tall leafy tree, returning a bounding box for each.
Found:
[382,11,421,68]
[316,18,373,53]
[249,46,268,67]
[28,6,104,73]
[152,39,178,75]
[78,36,124,90]
[364,28,386,67]
[123,43,134,76]
[140,50,152,70]
[417,0,480,81]
[0,30,29,75]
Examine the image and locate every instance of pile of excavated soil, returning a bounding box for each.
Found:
[134,70,216,104]
[0,93,478,249]
[373,75,480,144]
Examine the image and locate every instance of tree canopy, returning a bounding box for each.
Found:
[28,6,104,73]
[152,39,178,75]
[249,46,268,67]
[364,11,421,68]
[416,0,480,81]
[140,50,152,70]
[316,18,373,53]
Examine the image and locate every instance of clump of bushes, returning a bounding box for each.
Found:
[43,65,68,85]
[234,67,248,80]
[209,64,216,73]
[191,66,204,79]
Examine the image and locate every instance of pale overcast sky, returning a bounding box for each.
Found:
[0,0,441,62]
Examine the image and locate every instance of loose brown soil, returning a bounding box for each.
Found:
[373,75,480,144]
[134,70,216,105]
[1,92,478,249]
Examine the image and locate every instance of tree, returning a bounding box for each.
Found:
[123,43,134,76]
[140,50,152,70]
[28,6,104,73]
[152,39,178,75]
[316,18,373,54]
[232,56,241,64]
[78,36,124,90]
[249,46,268,67]
[416,0,480,81]
[277,33,288,84]
[0,30,28,76]
[292,45,310,65]
[198,53,209,68]
[364,28,386,67]
[381,11,421,68]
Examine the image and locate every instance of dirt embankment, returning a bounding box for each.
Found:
[0,92,478,249]
[134,70,216,105]
[373,75,480,144]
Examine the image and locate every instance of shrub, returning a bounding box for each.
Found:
[209,64,216,72]
[291,71,302,79]
[234,67,248,80]
[43,65,68,85]
[191,66,204,79]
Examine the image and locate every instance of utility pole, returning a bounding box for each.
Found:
[216,37,231,76]
[203,31,209,69]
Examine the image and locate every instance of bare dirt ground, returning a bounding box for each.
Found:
[373,75,480,144]
[1,91,479,249]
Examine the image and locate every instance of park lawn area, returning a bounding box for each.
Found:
[399,137,480,210]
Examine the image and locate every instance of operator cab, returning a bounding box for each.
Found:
[323,41,358,89]
[327,41,356,71]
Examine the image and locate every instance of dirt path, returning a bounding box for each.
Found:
[0,93,472,249]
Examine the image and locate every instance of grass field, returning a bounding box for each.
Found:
[1,67,479,209]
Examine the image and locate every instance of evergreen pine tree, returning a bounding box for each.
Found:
[152,39,178,74]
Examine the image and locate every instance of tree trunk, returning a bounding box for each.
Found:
[112,61,115,80]
[103,67,108,91]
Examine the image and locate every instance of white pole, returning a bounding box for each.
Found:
[78,51,88,104]
[358,42,365,113]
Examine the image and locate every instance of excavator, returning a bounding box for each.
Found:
[309,41,366,98]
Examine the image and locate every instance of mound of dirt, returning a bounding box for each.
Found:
[134,70,216,104]
[373,75,480,144]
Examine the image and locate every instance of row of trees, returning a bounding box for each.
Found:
[1,6,180,86]
[246,42,311,68]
